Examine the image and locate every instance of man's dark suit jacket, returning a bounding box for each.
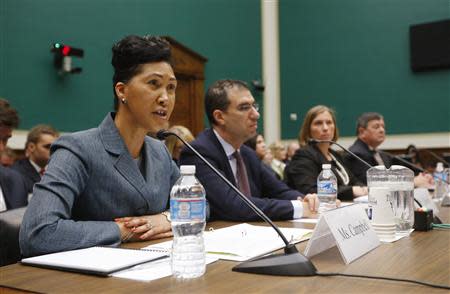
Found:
[285,144,362,201]
[179,129,302,221]
[345,138,393,185]
[0,166,28,210]
[12,159,40,194]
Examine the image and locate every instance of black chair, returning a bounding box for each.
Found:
[0,207,26,266]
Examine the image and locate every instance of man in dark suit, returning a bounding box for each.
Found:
[345,112,390,184]
[0,98,27,211]
[12,124,59,193]
[346,112,432,187]
[180,79,318,221]
[0,166,28,210]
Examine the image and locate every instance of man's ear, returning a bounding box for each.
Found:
[213,109,226,126]
[357,127,366,138]
[27,142,36,154]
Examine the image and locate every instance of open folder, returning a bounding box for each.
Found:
[21,246,168,276]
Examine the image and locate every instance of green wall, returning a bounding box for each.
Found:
[0,0,262,132]
[280,0,450,138]
[2,0,449,138]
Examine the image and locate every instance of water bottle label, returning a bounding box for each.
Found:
[317,181,337,194]
[170,198,206,221]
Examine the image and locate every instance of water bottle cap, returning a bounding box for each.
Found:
[322,164,332,169]
[180,165,196,174]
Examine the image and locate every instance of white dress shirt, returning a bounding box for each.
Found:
[0,184,7,212]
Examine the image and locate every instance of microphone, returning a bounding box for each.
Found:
[308,138,372,169]
[380,150,450,185]
[157,130,317,276]
[378,150,426,173]
[419,149,450,167]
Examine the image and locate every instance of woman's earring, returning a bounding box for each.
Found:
[121,98,127,104]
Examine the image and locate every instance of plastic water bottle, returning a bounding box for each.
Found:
[434,162,448,201]
[170,165,206,279]
[317,164,338,213]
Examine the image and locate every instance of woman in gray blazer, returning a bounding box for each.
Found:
[19,35,180,257]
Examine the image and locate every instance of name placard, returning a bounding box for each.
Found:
[304,204,380,264]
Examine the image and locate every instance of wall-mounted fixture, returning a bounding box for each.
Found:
[252,80,265,92]
[51,43,84,74]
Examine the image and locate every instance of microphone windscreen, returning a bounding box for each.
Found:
[156,130,169,140]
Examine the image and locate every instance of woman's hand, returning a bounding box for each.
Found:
[352,186,368,197]
[414,173,434,189]
[115,213,172,242]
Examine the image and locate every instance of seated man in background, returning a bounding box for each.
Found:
[285,141,300,165]
[268,141,287,180]
[0,98,27,211]
[12,124,59,194]
[0,147,16,167]
[345,112,432,187]
[180,79,318,221]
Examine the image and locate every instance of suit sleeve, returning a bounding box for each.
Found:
[179,146,296,221]
[257,159,301,200]
[1,167,28,209]
[19,137,120,257]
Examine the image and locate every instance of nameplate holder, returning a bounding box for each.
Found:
[304,204,380,264]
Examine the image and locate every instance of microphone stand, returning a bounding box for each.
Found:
[157,130,317,276]
[420,149,450,167]
[308,139,372,169]
[379,150,450,185]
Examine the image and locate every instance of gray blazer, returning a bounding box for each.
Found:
[19,113,180,257]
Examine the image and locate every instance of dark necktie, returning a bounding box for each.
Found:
[233,151,251,197]
[39,168,45,177]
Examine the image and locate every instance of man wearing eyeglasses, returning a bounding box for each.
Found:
[12,124,59,194]
[179,79,318,221]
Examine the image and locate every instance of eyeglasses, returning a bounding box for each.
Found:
[237,102,259,113]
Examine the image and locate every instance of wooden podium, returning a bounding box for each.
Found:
[164,37,208,136]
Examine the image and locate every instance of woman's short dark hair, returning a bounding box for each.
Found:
[111,35,171,110]
[204,79,249,125]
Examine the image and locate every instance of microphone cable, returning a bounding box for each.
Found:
[432,223,450,229]
[316,271,450,290]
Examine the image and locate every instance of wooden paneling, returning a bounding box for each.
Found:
[165,37,208,136]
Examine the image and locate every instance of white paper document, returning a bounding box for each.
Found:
[145,223,313,262]
[290,218,319,224]
[112,256,218,282]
